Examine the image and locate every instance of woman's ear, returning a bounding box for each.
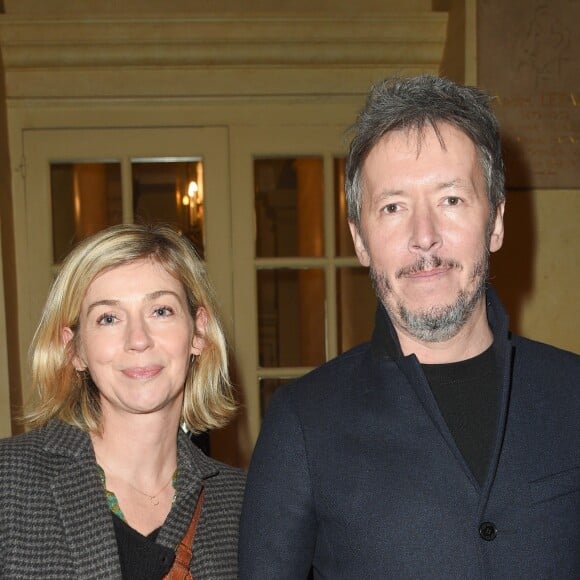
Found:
[191,307,208,357]
[62,326,86,371]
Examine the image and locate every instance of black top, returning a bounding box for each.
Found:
[112,514,175,579]
[422,345,500,486]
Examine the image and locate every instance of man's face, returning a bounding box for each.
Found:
[349,123,504,344]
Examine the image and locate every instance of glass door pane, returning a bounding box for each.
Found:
[334,157,356,257]
[337,267,375,352]
[255,157,324,258]
[132,158,205,257]
[254,156,326,381]
[257,268,326,368]
[51,162,122,263]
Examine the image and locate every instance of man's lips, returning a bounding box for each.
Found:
[121,365,163,380]
[404,265,454,279]
[396,256,462,279]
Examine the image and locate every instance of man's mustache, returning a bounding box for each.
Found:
[396,256,462,278]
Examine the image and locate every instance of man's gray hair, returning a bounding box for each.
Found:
[345,75,505,229]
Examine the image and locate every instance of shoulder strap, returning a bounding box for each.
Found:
[163,485,205,580]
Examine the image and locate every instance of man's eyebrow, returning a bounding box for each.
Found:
[437,178,473,191]
[372,188,406,201]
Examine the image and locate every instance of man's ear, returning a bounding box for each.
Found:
[62,326,86,371]
[348,221,371,267]
[489,201,505,254]
[191,307,208,356]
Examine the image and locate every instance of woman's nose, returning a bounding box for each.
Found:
[124,316,153,351]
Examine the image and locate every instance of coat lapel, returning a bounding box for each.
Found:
[396,354,480,488]
[44,421,122,579]
[370,290,515,493]
[156,431,217,550]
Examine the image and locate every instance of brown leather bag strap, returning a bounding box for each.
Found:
[163,485,205,580]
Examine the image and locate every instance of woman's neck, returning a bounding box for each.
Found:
[91,411,180,485]
[90,412,181,536]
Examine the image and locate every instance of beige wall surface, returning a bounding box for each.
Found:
[491,190,579,354]
[479,0,579,354]
[5,0,433,15]
[477,0,579,189]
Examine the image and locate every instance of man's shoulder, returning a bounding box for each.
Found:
[269,341,378,413]
[293,340,371,384]
[511,334,579,396]
[512,333,579,364]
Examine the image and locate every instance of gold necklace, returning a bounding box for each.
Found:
[124,471,176,506]
[98,458,176,507]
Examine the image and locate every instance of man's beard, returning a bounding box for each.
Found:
[370,252,489,343]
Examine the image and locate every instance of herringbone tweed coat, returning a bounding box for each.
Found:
[0,419,245,579]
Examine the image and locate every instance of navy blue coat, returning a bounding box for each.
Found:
[239,289,580,579]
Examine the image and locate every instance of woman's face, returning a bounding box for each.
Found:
[65,259,206,420]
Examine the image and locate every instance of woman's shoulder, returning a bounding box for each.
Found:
[207,457,246,486]
[0,420,91,472]
[178,430,246,489]
[0,425,45,463]
[196,450,246,491]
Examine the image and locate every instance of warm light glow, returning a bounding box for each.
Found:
[182,194,190,206]
[187,180,198,198]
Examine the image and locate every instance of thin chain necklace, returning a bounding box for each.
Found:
[124,471,176,506]
[98,458,176,507]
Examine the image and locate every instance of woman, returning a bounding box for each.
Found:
[0,224,245,579]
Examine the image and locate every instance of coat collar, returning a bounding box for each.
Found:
[42,420,122,578]
[147,429,219,551]
[40,420,220,575]
[367,286,514,497]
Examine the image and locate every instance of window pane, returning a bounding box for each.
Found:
[257,268,325,367]
[132,159,205,257]
[51,162,122,263]
[255,157,324,257]
[337,267,376,352]
[334,157,356,257]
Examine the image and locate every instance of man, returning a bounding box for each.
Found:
[239,75,580,578]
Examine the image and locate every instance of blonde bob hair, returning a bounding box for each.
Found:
[25,223,236,433]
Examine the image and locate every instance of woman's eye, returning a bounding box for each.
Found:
[445,196,462,206]
[97,314,117,326]
[153,306,174,317]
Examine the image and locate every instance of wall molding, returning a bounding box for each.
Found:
[0,14,447,99]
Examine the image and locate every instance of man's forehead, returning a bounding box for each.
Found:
[371,121,468,157]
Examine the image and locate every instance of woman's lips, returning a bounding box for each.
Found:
[121,365,163,380]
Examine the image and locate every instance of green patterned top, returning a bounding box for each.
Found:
[97,465,177,522]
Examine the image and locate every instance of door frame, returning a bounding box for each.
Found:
[228,124,363,450]
[18,126,233,407]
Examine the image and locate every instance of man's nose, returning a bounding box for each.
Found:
[408,205,442,253]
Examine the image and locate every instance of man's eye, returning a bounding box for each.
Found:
[445,196,462,206]
[383,203,399,214]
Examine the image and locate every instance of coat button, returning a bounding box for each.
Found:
[479,521,497,541]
